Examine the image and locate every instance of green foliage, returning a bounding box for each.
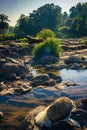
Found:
[69,3,87,37]
[14,2,87,38]
[83,37,87,44]
[58,26,70,38]
[19,38,28,42]
[32,37,62,60]
[20,42,29,48]
[14,14,29,38]
[0,33,15,41]
[36,29,56,40]
[0,14,10,39]
[14,4,62,37]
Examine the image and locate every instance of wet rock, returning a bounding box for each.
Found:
[14,85,32,94]
[75,98,87,112]
[55,83,65,90]
[64,81,78,86]
[71,109,87,128]
[64,56,84,65]
[48,72,62,83]
[19,97,84,130]
[31,74,49,87]
[0,88,14,96]
[0,59,29,78]
[0,112,4,120]
[70,63,81,70]
[34,56,59,65]
[0,82,7,91]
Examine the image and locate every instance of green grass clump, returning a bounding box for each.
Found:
[36,29,56,40]
[20,42,29,48]
[32,37,62,60]
[83,37,87,45]
[0,33,15,41]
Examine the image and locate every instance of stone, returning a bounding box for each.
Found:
[64,81,77,87]
[0,88,14,96]
[26,35,43,44]
[0,112,4,120]
[35,97,79,128]
[70,63,81,70]
[19,97,84,130]
[36,56,59,65]
[64,56,84,65]
[0,59,29,78]
[48,73,62,83]
[31,74,49,87]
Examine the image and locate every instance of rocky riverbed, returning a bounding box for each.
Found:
[0,39,87,130]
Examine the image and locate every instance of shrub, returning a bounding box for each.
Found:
[0,33,15,41]
[57,26,70,38]
[20,42,29,48]
[32,37,62,60]
[83,37,87,45]
[36,29,56,40]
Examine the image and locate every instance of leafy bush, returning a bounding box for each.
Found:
[20,42,29,48]
[32,37,62,60]
[36,29,56,40]
[57,26,70,38]
[19,38,28,42]
[83,37,87,45]
[0,33,15,41]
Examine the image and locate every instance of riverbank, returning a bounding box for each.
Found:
[0,39,87,130]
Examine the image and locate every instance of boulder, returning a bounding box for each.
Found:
[35,56,59,65]
[0,58,29,78]
[0,112,4,120]
[18,97,87,130]
[0,88,14,96]
[31,74,49,87]
[48,73,62,83]
[70,63,81,70]
[64,56,84,65]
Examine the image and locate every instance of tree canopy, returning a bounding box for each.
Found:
[0,14,10,38]
[14,2,87,38]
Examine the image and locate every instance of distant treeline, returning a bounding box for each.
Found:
[0,2,87,39]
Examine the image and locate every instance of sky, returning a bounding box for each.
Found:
[0,0,87,26]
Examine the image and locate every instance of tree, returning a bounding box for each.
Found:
[28,4,62,35]
[0,14,10,39]
[69,3,87,37]
[14,4,62,37]
[14,14,29,38]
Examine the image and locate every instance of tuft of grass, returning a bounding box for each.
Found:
[36,29,56,40]
[0,33,15,41]
[32,37,63,60]
[20,42,29,48]
[83,37,87,45]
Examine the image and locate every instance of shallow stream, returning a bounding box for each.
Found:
[0,69,87,130]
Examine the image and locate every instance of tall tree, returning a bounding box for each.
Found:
[28,3,62,35]
[69,2,87,37]
[14,14,29,38]
[14,4,62,37]
[0,14,10,39]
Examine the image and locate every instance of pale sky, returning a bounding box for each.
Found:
[0,0,87,26]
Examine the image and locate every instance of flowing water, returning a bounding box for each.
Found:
[0,69,87,130]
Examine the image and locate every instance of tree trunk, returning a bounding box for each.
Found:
[2,29,5,40]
